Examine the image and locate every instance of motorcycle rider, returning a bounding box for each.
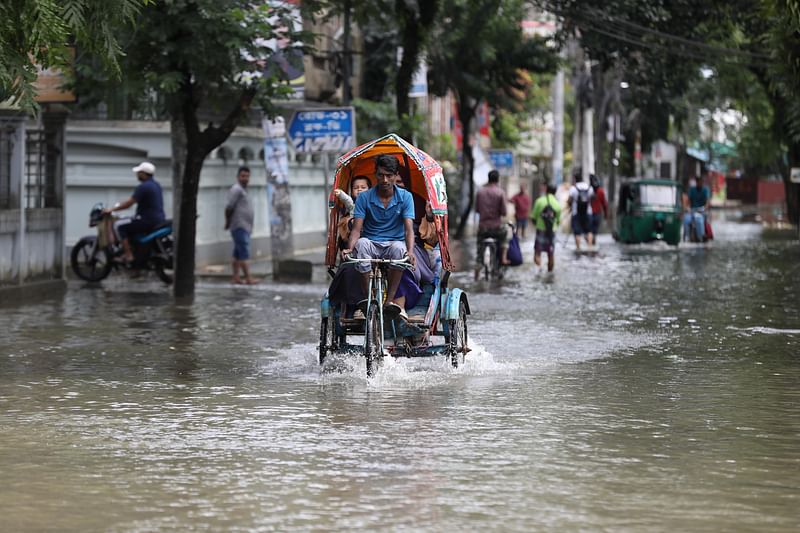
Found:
[103,162,165,264]
[683,173,710,241]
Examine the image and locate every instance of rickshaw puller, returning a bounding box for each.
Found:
[342,154,416,317]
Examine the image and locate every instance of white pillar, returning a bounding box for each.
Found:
[582,107,595,181]
[551,69,564,185]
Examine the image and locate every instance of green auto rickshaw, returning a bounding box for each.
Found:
[614,179,682,246]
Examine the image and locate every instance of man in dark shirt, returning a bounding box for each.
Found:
[104,161,166,263]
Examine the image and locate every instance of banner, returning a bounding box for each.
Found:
[262,116,293,254]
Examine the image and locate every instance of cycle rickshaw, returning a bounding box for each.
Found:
[318,134,470,376]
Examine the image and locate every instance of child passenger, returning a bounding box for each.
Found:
[393,174,440,312]
[328,176,371,316]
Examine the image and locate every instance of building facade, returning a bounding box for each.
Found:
[65,120,330,267]
[0,107,68,302]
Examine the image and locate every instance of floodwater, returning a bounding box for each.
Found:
[1,216,799,532]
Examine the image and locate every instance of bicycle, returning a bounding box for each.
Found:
[476,223,514,281]
[685,207,711,243]
[342,255,413,376]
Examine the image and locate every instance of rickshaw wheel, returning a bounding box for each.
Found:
[447,301,468,368]
[319,316,335,365]
[364,304,383,377]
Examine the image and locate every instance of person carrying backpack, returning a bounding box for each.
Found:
[567,174,595,250]
[530,182,561,272]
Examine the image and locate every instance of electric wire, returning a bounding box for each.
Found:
[578,6,771,60]
[533,1,773,68]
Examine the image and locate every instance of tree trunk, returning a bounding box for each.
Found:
[455,98,475,239]
[785,142,800,225]
[170,82,256,298]
[170,116,187,292]
[394,0,438,142]
[748,65,799,225]
[173,153,204,299]
[395,0,421,142]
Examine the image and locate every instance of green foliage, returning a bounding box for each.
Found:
[351,97,428,145]
[427,0,557,110]
[429,133,457,164]
[761,0,800,143]
[0,0,148,111]
[490,110,522,148]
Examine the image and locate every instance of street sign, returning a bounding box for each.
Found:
[409,61,428,97]
[489,150,514,172]
[288,107,356,153]
[790,167,800,184]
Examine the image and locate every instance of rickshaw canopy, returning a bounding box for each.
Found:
[325,133,453,270]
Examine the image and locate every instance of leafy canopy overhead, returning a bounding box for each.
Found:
[101,0,310,117]
[0,0,149,110]
[428,0,556,110]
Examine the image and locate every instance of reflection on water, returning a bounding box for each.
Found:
[1,220,799,531]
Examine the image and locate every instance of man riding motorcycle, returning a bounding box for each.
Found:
[103,161,165,263]
[683,174,710,242]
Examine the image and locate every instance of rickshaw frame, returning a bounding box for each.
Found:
[318,134,470,376]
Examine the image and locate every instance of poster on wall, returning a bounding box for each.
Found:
[260,1,305,100]
[33,47,77,103]
[262,116,293,258]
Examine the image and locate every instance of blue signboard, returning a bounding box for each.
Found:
[288,107,356,153]
[489,150,514,171]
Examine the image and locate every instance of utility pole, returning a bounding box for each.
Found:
[551,69,564,185]
[610,111,618,203]
[582,83,595,182]
[609,76,623,204]
[341,0,352,105]
[635,126,642,178]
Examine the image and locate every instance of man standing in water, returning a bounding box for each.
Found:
[567,174,595,250]
[225,166,257,284]
[510,184,532,238]
[531,182,561,272]
[343,154,416,320]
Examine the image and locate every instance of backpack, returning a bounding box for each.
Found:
[576,183,591,218]
[540,201,556,236]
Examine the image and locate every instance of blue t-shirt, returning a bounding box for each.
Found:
[133,178,165,225]
[688,186,709,209]
[353,185,415,242]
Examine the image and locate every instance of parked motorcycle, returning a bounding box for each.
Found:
[70,203,174,284]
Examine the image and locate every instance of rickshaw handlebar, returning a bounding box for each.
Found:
[341,255,414,269]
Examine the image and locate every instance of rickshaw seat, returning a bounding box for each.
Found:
[404,281,435,324]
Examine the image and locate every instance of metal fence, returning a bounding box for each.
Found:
[0,121,16,209]
[25,126,60,209]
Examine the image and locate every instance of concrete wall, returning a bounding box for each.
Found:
[65,121,329,267]
[0,110,67,301]
[647,140,678,181]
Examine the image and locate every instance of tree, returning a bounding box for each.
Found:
[539,0,800,223]
[81,0,311,297]
[325,0,438,140]
[745,0,800,223]
[394,0,440,141]
[428,0,556,237]
[0,0,149,110]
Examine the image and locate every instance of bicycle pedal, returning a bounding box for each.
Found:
[383,302,402,319]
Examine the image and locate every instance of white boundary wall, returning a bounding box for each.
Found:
[65,121,329,266]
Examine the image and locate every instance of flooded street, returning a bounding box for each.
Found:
[2,217,799,532]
